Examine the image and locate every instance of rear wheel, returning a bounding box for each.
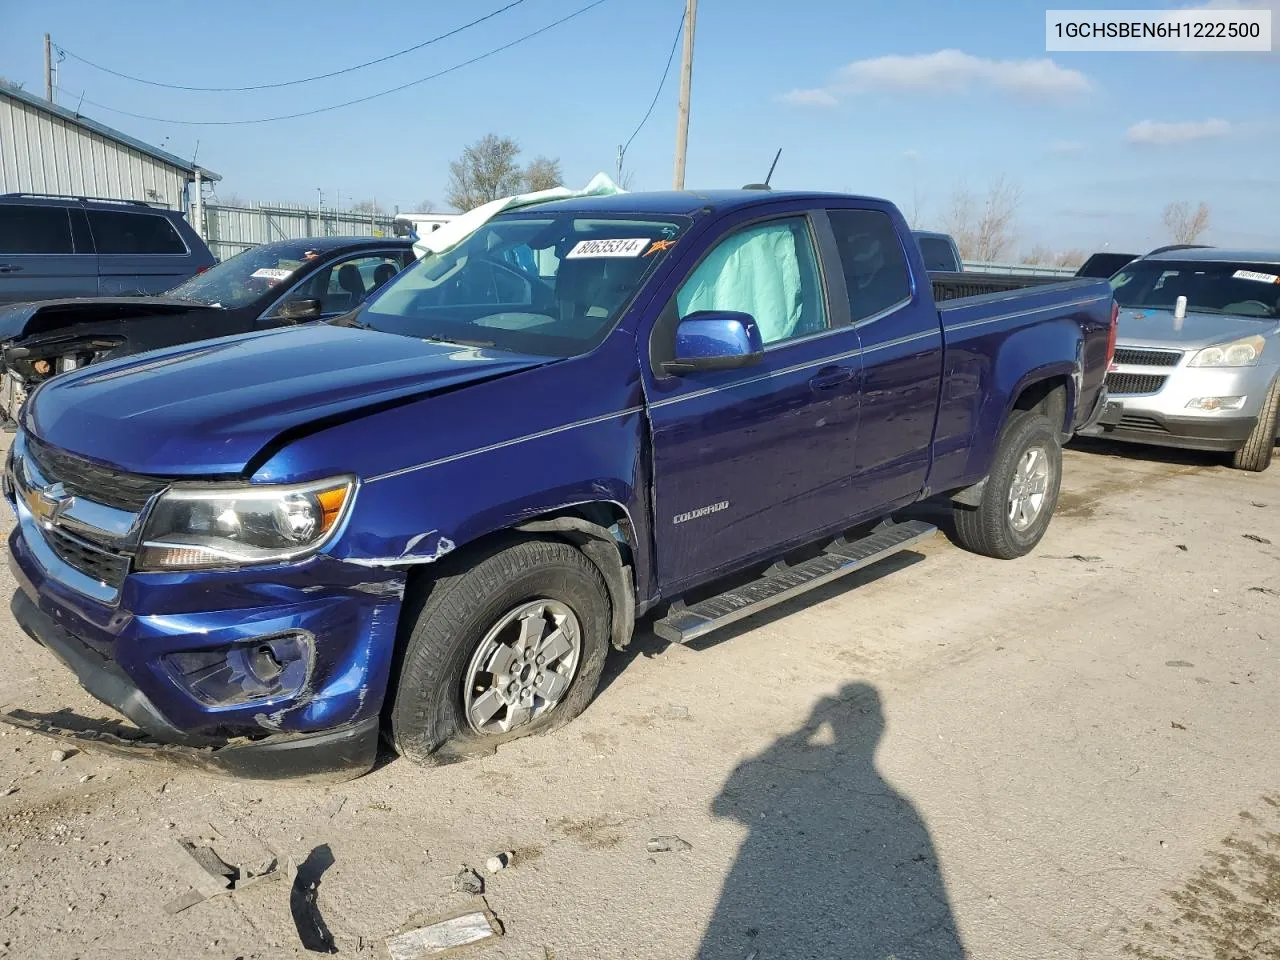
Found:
[952,411,1062,559]
[1230,377,1280,473]
[390,538,611,765]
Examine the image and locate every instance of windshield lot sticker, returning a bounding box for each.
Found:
[645,239,677,256]
[566,238,650,259]
[1233,269,1280,284]
[251,268,295,282]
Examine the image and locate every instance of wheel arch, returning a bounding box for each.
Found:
[399,500,640,651]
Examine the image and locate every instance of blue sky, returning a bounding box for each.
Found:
[2,0,1276,253]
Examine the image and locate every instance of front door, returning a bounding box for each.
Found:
[0,204,97,304]
[643,210,863,594]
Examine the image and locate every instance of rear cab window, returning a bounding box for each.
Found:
[87,210,187,255]
[917,236,960,272]
[829,210,913,322]
[0,205,74,254]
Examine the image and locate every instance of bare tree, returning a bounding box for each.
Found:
[1021,244,1055,265]
[943,176,1022,262]
[943,183,977,260]
[907,182,926,230]
[1053,248,1086,269]
[1163,201,1211,244]
[350,200,386,216]
[412,199,436,213]
[523,156,564,193]
[446,134,525,212]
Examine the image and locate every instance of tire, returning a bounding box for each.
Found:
[952,411,1063,560]
[389,538,611,765]
[1230,377,1280,473]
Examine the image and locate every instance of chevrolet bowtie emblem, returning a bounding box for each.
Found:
[24,480,74,527]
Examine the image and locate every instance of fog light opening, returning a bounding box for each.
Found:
[1186,396,1246,412]
[163,630,314,707]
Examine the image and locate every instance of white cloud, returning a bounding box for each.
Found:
[780,49,1095,106]
[1049,140,1083,153]
[1126,118,1232,145]
[778,88,839,107]
[902,149,921,161]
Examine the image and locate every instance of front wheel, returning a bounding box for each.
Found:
[390,538,611,765]
[952,411,1063,559]
[1230,377,1280,472]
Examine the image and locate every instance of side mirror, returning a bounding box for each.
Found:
[662,311,764,375]
[276,298,323,323]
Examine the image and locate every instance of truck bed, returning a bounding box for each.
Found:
[930,271,1066,303]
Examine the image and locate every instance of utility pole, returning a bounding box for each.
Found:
[672,0,697,190]
[43,34,53,102]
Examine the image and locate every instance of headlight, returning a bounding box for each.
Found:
[136,476,355,571]
[1188,335,1266,367]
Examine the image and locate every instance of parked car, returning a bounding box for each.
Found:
[1078,247,1280,471]
[1074,245,1211,280]
[0,235,417,424]
[912,230,963,272]
[1076,252,1137,279]
[2,189,1116,779]
[0,194,216,304]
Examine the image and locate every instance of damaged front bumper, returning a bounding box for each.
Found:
[5,587,382,781]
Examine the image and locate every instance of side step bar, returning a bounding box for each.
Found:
[653,520,937,644]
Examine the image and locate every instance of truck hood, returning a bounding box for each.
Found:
[25,324,555,475]
[0,297,218,342]
[1115,307,1279,350]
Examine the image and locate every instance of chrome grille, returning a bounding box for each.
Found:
[1112,347,1182,368]
[1106,373,1167,396]
[45,527,130,590]
[25,433,167,512]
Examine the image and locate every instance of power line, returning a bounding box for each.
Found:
[68,0,613,127]
[620,6,686,163]
[54,0,533,93]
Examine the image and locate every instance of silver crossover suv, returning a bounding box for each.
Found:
[1079,248,1280,471]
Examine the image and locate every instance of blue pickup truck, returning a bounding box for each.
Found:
[3,190,1116,779]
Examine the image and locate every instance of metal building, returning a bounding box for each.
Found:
[0,81,218,224]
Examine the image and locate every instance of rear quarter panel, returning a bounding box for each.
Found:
[931,279,1113,492]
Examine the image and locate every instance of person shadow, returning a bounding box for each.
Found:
[698,682,966,960]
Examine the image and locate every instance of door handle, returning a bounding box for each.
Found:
[0,265,22,274]
[809,366,854,392]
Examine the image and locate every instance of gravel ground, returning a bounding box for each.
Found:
[0,435,1277,960]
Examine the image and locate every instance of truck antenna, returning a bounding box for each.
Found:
[743,148,782,191]
[765,147,782,186]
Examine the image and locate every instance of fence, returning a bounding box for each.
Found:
[200,202,398,261]
[962,260,1076,277]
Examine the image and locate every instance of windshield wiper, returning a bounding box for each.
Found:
[422,335,496,348]
[327,311,370,330]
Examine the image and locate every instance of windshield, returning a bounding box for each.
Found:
[361,213,688,357]
[916,236,959,272]
[1111,260,1280,319]
[167,240,332,307]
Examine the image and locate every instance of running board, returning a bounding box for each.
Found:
[653,520,937,644]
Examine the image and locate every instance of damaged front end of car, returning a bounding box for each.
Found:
[2,430,405,781]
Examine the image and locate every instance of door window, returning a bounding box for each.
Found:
[0,206,74,254]
[676,217,827,345]
[827,210,913,322]
[273,253,409,317]
[87,210,187,255]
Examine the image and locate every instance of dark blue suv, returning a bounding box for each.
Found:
[0,193,216,304]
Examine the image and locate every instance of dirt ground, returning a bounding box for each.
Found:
[0,435,1277,960]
